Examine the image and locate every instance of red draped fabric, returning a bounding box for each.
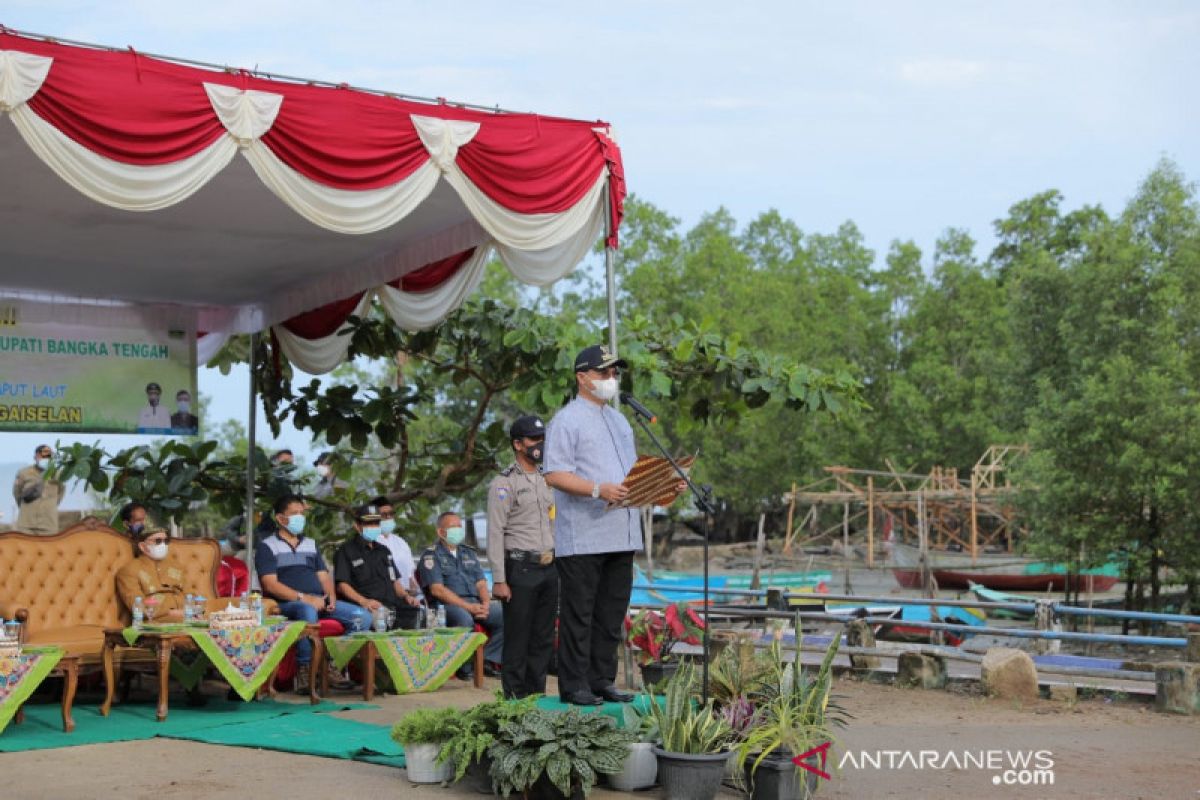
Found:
[280,291,367,339]
[392,249,475,292]
[0,32,624,217]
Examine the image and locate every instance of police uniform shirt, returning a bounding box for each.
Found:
[418,540,486,602]
[333,535,403,609]
[485,463,555,583]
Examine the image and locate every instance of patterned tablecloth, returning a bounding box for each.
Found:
[324,629,486,694]
[0,646,64,734]
[121,621,305,701]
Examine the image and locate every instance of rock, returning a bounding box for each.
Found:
[1154,662,1199,715]
[897,653,946,689]
[846,619,880,670]
[1186,633,1200,664]
[1048,684,1077,703]
[981,648,1039,702]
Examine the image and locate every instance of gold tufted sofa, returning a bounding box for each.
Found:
[0,517,222,664]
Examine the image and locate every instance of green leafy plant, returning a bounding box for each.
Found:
[488,707,635,798]
[643,660,733,754]
[390,707,461,745]
[620,703,660,744]
[437,693,538,783]
[733,635,848,783]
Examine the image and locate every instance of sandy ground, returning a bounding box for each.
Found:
[2,671,1196,800]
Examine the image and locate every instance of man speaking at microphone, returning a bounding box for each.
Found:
[546,344,664,706]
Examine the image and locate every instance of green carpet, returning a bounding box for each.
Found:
[535,694,658,727]
[163,711,405,768]
[0,699,372,753]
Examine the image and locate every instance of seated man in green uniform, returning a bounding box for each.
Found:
[333,504,422,629]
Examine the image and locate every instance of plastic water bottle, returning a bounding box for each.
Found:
[240,591,250,611]
[250,592,263,626]
[435,605,446,630]
[372,606,387,633]
[184,594,195,622]
[194,595,206,621]
[132,596,145,628]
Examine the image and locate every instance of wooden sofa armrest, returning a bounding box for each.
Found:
[0,603,28,623]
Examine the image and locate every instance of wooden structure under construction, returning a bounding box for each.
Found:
[782,445,1029,566]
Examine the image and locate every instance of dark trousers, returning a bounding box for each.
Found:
[555,551,634,696]
[501,557,560,699]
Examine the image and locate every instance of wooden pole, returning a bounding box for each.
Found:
[750,513,767,590]
[842,501,853,594]
[970,472,979,566]
[783,482,797,554]
[866,476,875,568]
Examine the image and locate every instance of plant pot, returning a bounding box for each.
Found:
[744,751,821,800]
[521,774,583,800]
[403,742,453,784]
[639,660,680,690]
[466,755,496,794]
[608,741,657,791]
[653,748,730,800]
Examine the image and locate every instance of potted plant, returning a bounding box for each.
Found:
[608,705,659,791]
[489,707,636,799]
[625,601,705,689]
[391,707,461,784]
[643,660,734,800]
[438,693,539,794]
[732,636,847,800]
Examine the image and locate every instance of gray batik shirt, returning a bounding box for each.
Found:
[544,396,642,556]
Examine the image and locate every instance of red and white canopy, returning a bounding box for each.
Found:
[0,31,625,372]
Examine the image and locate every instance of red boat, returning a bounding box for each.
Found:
[888,543,1120,592]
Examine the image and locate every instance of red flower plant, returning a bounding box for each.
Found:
[624,601,705,665]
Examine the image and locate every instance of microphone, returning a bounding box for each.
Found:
[619,392,657,423]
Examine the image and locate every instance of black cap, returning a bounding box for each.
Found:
[509,415,546,440]
[573,344,628,373]
[145,382,161,393]
[354,503,382,523]
[313,451,334,467]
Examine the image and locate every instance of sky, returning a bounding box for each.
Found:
[3,1,1199,505]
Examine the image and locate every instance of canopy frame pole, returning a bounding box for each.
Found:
[244,331,259,590]
[604,178,619,355]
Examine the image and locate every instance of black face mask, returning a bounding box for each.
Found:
[129,522,145,535]
[526,443,544,464]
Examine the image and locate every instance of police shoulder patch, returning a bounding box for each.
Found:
[495,486,509,502]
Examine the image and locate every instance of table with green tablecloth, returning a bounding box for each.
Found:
[102,620,319,721]
[323,628,487,698]
[1,646,72,735]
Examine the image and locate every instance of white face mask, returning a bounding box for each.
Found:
[591,377,619,401]
[176,401,190,413]
[147,542,169,561]
[316,464,331,478]
[36,457,50,470]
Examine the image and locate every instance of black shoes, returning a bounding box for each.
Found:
[593,684,635,703]
[561,689,603,706]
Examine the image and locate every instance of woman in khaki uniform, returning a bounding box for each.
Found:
[115,527,186,622]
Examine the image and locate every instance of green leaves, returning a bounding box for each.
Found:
[487,707,636,798]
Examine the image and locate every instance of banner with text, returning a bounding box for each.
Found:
[0,302,198,434]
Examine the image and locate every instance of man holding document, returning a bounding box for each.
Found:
[544,344,684,706]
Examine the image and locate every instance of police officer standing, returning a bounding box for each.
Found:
[487,415,558,699]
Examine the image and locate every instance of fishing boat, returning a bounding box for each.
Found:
[888,542,1121,592]
[628,565,832,606]
[876,603,987,646]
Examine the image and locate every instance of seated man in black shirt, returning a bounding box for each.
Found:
[333,504,422,629]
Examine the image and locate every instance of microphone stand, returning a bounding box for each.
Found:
[627,411,718,705]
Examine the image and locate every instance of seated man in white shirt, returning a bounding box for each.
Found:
[370,496,422,605]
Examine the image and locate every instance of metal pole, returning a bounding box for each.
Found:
[244,332,259,586]
[603,178,619,356]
